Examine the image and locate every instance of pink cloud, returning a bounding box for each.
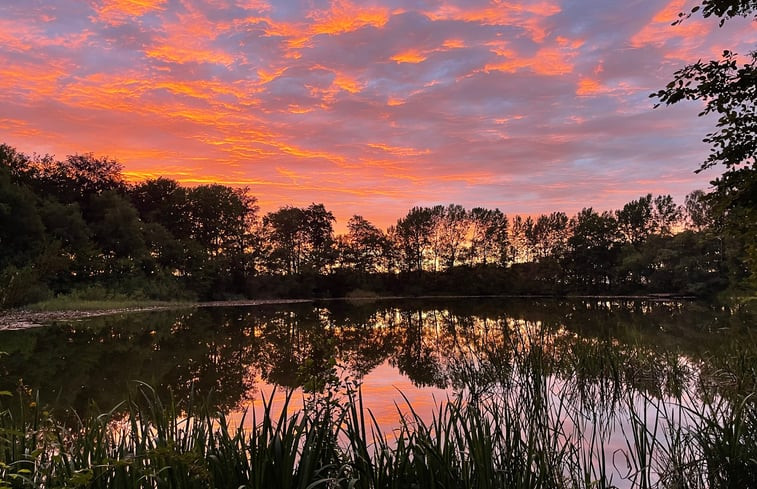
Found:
[0,0,752,230]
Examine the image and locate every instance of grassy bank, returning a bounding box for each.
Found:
[25,298,185,312]
[21,287,192,312]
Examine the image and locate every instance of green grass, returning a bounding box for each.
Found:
[24,294,190,312]
[17,284,196,312]
[25,298,185,312]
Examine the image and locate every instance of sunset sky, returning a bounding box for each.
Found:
[1,0,755,229]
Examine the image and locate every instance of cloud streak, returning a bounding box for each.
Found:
[1,0,755,228]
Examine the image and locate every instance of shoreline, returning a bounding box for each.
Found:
[0,299,313,331]
[0,294,701,331]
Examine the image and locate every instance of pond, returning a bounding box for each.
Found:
[0,298,755,487]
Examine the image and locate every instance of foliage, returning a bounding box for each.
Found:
[675,0,757,26]
[262,204,336,275]
[0,139,751,306]
[652,50,756,172]
[652,0,757,293]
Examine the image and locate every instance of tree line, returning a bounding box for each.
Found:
[1,142,750,307]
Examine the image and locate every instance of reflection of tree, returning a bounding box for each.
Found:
[252,306,344,391]
[0,308,261,415]
[0,298,751,421]
[336,319,402,380]
[393,309,447,388]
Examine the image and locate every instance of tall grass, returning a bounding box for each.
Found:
[1,342,755,488]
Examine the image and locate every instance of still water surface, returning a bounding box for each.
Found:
[0,298,750,416]
[0,298,753,485]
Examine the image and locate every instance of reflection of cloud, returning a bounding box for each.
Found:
[0,0,754,229]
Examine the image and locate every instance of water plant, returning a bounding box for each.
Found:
[1,356,755,488]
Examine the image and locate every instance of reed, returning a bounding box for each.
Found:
[0,349,755,488]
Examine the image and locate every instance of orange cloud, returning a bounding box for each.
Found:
[287,104,314,114]
[0,60,69,101]
[426,1,561,42]
[308,0,391,35]
[236,0,271,11]
[0,21,37,53]
[391,49,427,64]
[630,0,712,58]
[145,43,236,66]
[93,0,168,25]
[366,143,431,157]
[576,77,602,96]
[652,0,688,23]
[144,7,237,66]
[442,39,465,49]
[332,73,363,93]
[485,42,576,76]
[257,67,288,84]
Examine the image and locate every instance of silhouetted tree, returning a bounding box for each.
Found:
[468,207,509,265]
[432,204,469,270]
[616,194,655,247]
[652,194,683,237]
[684,189,714,231]
[395,207,435,273]
[264,206,307,275]
[130,178,191,240]
[0,167,45,270]
[263,203,335,275]
[88,191,147,279]
[566,208,620,289]
[653,1,756,289]
[344,215,388,274]
[509,215,534,263]
[529,212,570,260]
[32,154,126,211]
[303,203,336,273]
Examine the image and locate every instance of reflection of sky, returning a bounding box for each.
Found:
[231,360,697,489]
[2,1,755,228]
[234,361,450,436]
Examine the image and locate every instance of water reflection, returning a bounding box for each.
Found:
[0,298,753,419]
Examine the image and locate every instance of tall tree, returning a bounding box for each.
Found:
[566,208,620,288]
[0,167,45,270]
[264,206,308,275]
[303,203,336,273]
[652,194,683,237]
[432,204,469,270]
[130,178,191,240]
[263,203,335,275]
[37,154,126,209]
[509,215,534,263]
[616,194,654,246]
[468,207,509,266]
[344,215,388,274]
[395,207,435,273]
[653,0,756,289]
[684,189,714,231]
[187,184,258,258]
[88,191,147,279]
[528,212,570,260]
